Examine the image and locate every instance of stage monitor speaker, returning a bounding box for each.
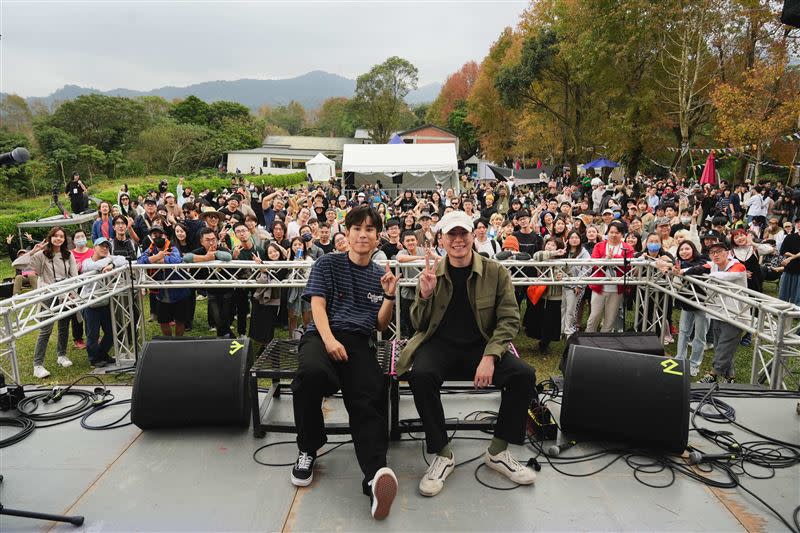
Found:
[131,337,252,429]
[560,331,664,372]
[782,0,800,27]
[560,345,689,453]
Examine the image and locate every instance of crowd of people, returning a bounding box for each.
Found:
[9,170,800,385]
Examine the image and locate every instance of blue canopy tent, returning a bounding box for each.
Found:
[583,158,619,169]
[387,134,404,145]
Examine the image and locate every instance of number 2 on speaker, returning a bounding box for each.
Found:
[660,359,683,376]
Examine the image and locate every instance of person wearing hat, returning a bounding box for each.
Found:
[220,194,245,224]
[676,239,747,384]
[133,198,160,241]
[80,237,127,367]
[398,210,537,497]
[414,211,435,248]
[700,230,723,256]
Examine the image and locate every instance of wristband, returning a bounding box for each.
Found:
[383,293,396,301]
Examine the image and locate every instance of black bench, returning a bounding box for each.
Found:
[249,338,396,438]
[250,338,505,439]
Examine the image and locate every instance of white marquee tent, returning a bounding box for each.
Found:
[342,144,459,191]
[304,152,336,181]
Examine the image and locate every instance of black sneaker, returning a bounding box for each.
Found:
[698,373,717,384]
[91,360,108,368]
[290,452,315,487]
[103,356,117,366]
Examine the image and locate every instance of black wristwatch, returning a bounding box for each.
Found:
[383,293,396,301]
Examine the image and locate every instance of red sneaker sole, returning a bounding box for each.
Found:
[372,472,397,520]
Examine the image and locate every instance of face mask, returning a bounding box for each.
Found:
[647,243,661,253]
[74,238,87,247]
[153,237,166,249]
[680,217,691,225]
[301,232,313,242]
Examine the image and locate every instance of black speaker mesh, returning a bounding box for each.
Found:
[560,331,664,372]
[131,338,252,429]
[561,345,689,453]
[782,0,800,27]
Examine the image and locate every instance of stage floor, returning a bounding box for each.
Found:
[1,386,798,532]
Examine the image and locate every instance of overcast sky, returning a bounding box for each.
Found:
[0,1,528,97]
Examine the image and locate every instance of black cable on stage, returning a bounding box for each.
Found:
[16,375,114,427]
[80,399,132,430]
[0,416,36,448]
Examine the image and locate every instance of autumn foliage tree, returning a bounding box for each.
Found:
[427,61,479,126]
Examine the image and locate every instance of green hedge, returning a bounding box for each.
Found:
[94,172,307,204]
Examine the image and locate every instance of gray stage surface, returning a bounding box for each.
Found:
[1,386,798,532]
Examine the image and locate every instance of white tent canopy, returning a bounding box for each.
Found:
[304,152,336,181]
[342,144,459,190]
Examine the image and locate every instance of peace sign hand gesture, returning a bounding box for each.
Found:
[419,249,438,299]
[380,262,400,297]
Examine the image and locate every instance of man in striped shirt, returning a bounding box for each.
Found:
[289,206,400,520]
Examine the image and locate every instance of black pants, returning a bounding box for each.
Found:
[233,289,250,336]
[408,337,536,454]
[208,290,233,337]
[71,314,83,341]
[291,331,388,495]
[249,301,277,344]
[400,298,415,338]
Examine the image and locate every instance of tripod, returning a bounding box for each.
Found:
[0,475,85,526]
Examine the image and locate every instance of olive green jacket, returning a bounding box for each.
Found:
[396,252,520,376]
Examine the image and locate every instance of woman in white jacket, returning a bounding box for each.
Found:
[563,230,591,336]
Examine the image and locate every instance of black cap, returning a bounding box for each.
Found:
[385,218,400,229]
[149,225,164,234]
[143,198,157,205]
[707,240,730,251]
[515,209,531,219]
[702,230,723,241]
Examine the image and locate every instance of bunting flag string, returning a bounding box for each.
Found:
[665,132,800,154]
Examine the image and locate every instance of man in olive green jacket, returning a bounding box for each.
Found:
[397,210,537,498]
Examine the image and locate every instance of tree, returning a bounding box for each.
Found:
[656,0,717,173]
[48,94,151,153]
[447,101,479,159]
[77,144,106,180]
[468,27,519,161]
[495,26,595,175]
[105,149,126,179]
[169,95,211,126]
[354,56,419,143]
[712,46,800,181]
[207,101,251,129]
[262,101,307,135]
[427,61,479,125]
[33,123,79,181]
[314,97,357,137]
[0,94,33,137]
[131,121,211,173]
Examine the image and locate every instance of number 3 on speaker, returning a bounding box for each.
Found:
[660,359,683,376]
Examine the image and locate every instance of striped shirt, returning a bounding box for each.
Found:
[303,252,385,336]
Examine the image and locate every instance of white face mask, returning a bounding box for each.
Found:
[680,217,691,225]
[74,238,87,247]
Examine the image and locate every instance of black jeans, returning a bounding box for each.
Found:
[208,290,233,337]
[291,331,388,495]
[408,337,536,454]
[233,288,250,336]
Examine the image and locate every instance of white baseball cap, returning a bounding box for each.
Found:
[438,210,474,234]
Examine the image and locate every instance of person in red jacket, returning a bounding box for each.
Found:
[586,221,634,332]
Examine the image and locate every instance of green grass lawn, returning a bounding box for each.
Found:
[1,252,783,388]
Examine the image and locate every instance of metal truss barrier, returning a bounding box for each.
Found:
[0,259,796,389]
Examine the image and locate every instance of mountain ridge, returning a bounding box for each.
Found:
[8,71,442,111]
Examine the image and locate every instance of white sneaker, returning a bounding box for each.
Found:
[690,364,699,377]
[370,467,398,520]
[705,343,713,351]
[663,334,674,345]
[57,356,73,368]
[292,327,305,340]
[33,365,51,379]
[484,449,536,485]
[418,453,455,497]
